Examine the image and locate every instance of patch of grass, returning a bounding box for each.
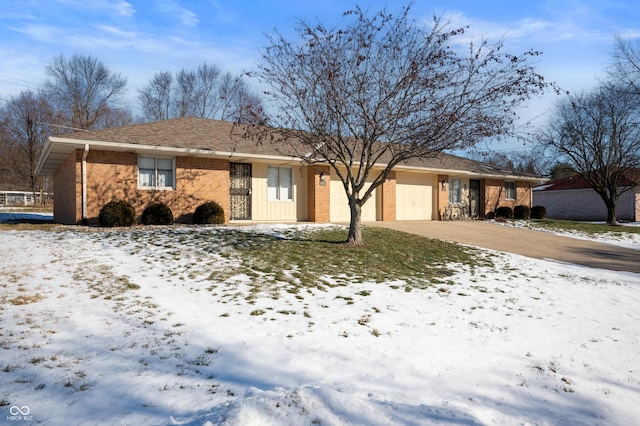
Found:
[8,293,44,305]
[231,226,490,291]
[529,219,640,235]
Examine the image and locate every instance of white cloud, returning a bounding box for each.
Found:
[113,0,135,17]
[179,9,199,27]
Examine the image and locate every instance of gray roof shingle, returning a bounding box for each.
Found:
[40,117,542,180]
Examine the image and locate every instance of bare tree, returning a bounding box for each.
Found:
[193,63,221,118]
[247,5,555,245]
[1,91,56,200]
[138,71,173,121]
[540,84,640,225]
[94,106,134,129]
[0,116,17,186]
[138,63,265,123]
[610,35,640,95]
[44,53,128,130]
[466,148,550,176]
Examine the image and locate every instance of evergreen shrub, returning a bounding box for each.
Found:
[193,201,225,224]
[142,203,174,225]
[531,205,547,220]
[495,206,514,220]
[514,205,531,220]
[99,200,136,227]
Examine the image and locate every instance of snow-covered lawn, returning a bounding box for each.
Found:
[1,223,639,425]
[504,219,640,250]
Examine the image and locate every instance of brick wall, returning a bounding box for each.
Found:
[437,174,449,220]
[79,150,230,224]
[484,180,532,217]
[307,165,330,222]
[379,171,396,221]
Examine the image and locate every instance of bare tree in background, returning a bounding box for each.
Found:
[1,91,56,201]
[0,118,16,186]
[44,53,129,130]
[247,5,556,245]
[466,148,551,176]
[610,35,640,95]
[138,63,265,123]
[138,71,173,120]
[540,83,640,225]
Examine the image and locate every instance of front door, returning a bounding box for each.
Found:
[469,179,481,218]
[230,163,252,220]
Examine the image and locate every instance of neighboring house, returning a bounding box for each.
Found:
[0,187,48,207]
[35,117,544,225]
[533,173,640,222]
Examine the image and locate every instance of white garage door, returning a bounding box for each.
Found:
[330,172,377,222]
[396,172,433,220]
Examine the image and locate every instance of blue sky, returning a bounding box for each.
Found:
[1,0,638,149]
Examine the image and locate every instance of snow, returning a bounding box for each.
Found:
[1,217,639,425]
[503,220,640,250]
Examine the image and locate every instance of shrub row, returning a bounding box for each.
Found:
[493,205,546,220]
[98,200,225,227]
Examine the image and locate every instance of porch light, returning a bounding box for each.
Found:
[441,179,447,191]
[319,171,327,185]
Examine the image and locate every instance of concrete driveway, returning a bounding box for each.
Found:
[368,221,640,274]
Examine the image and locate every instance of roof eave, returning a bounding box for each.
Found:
[37,137,305,175]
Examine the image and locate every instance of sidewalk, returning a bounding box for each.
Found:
[368,221,640,274]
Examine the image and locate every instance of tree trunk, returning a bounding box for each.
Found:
[605,201,618,226]
[346,196,364,246]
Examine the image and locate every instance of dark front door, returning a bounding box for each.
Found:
[469,179,481,218]
[230,163,252,220]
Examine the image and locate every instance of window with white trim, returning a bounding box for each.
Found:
[139,156,175,189]
[505,181,516,200]
[267,166,293,201]
[448,178,462,204]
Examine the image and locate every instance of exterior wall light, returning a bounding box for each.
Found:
[441,179,447,191]
[319,171,327,186]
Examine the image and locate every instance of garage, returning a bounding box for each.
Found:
[395,172,434,220]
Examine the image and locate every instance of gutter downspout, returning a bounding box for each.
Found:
[82,144,89,225]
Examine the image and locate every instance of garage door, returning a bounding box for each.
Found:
[396,172,433,220]
[330,172,377,222]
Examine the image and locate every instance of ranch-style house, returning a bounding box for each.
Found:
[35,117,543,225]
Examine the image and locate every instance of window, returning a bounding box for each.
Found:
[139,156,175,189]
[449,178,462,204]
[505,181,516,200]
[267,166,293,201]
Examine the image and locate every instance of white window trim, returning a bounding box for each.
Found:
[138,156,176,190]
[267,166,294,202]
[505,181,516,200]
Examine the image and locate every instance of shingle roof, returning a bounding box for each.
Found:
[38,116,542,181]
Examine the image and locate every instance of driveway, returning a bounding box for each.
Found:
[368,221,640,274]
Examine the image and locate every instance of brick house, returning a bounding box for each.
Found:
[533,173,640,222]
[35,117,543,225]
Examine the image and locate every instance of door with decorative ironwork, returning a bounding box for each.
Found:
[230,163,252,220]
